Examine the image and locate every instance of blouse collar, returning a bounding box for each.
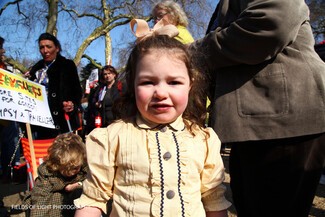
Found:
[135,114,185,131]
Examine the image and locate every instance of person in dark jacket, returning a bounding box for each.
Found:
[189,0,325,216]
[0,36,21,183]
[85,65,123,134]
[26,33,82,139]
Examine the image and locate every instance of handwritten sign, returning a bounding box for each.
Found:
[0,68,55,128]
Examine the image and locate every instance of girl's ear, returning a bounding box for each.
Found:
[190,77,194,89]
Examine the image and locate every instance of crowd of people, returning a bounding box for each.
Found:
[0,0,324,217]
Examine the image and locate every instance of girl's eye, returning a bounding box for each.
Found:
[139,81,154,85]
[169,80,182,85]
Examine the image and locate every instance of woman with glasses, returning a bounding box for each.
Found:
[152,0,194,44]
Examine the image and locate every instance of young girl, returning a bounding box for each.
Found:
[74,35,231,217]
[23,133,88,217]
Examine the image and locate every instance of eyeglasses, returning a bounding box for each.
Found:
[153,12,168,21]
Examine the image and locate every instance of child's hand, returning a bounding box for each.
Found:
[65,182,82,192]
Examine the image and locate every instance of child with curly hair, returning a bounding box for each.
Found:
[23,133,88,217]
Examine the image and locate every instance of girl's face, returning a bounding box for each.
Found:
[153,8,171,24]
[135,50,191,124]
[39,39,59,62]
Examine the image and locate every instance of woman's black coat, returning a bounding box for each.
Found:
[29,54,82,135]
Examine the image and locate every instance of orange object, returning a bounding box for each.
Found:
[21,137,55,189]
[77,109,83,131]
[64,112,72,132]
[95,115,102,128]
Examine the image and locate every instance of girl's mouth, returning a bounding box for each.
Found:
[151,104,171,111]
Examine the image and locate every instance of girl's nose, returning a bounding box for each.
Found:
[154,85,168,99]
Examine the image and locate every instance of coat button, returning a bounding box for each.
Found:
[160,126,167,132]
[55,125,60,129]
[51,93,56,97]
[163,152,171,160]
[166,190,175,199]
[53,111,58,115]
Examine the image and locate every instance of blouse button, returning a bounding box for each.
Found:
[51,93,56,97]
[53,111,58,115]
[166,190,175,199]
[163,152,172,161]
[160,126,167,132]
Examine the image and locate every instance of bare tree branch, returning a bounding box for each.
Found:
[46,0,59,35]
[60,1,103,21]
[0,0,26,17]
[1,0,214,72]
[6,57,28,73]
[81,54,102,69]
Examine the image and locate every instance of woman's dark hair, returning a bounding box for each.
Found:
[102,65,117,75]
[38,33,62,53]
[114,35,208,129]
[99,65,118,81]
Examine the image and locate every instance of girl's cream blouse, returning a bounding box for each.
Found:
[74,115,231,216]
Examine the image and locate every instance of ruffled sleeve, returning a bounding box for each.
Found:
[74,124,120,213]
[200,128,232,211]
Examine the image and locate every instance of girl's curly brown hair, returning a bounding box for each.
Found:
[114,35,208,131]
[45,133,86,177]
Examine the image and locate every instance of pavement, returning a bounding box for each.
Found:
[0,181,26,217]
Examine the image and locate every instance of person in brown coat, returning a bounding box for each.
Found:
[23,133,88,217]
[189,0,325,216]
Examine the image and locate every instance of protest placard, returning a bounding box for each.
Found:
[0,68,55,129]
[85,68,98,94]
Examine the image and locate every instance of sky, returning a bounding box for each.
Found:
[0,0,128,67]
[0,0,218,70]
